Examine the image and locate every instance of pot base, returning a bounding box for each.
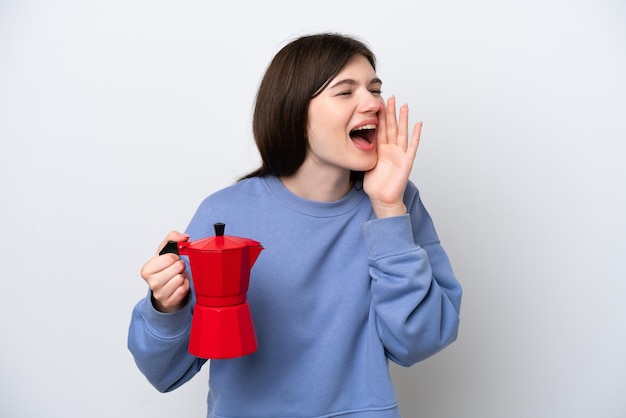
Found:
[188,302,258,359]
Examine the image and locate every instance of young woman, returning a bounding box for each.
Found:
[128,33,462,418]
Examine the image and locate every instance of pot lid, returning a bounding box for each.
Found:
[184,223,261,251]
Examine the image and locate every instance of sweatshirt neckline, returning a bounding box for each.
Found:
[262,175,367,217]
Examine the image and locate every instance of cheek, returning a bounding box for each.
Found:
[304,128,326,155]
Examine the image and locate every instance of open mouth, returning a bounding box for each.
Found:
[349,124,377,148]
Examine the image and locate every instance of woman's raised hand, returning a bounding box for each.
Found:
[363,96,422,218]
[140,231,190,313]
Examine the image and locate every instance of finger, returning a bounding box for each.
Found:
[397,103,410,150]
[385,96,398,144]
[141,258,186,298]
[147,260,187,299]
[153,275,190,312]
[376,97,388,145]
[154,273,188,305]
[141,253,182,278]
[408,121,423,159]
[169,279,190,305]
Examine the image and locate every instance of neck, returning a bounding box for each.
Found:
[280,164,352,202]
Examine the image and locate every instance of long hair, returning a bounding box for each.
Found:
[240,33,377,181]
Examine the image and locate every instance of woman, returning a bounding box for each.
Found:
[128,32,462,418]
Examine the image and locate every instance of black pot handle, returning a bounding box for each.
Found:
[159,241,179,256]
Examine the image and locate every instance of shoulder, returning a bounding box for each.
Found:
[192,177,270,221]
[199,177,267,207]
[186,177,271,239]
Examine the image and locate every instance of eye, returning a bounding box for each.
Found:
[338,90,353,96]
[370,89,383,95]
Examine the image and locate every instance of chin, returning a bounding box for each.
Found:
[351,158,377,172]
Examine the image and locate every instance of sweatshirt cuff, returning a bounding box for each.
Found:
[135,291,192,339]
[361,214,417,259]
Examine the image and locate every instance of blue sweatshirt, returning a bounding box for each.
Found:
[128,175,462,417]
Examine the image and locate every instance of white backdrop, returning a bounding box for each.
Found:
[1,0,625,417]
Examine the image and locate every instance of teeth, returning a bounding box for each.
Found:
[352,124,376,131]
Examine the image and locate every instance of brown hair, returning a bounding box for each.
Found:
[240,33,377,180]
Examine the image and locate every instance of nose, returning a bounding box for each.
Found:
[358,90,383,114]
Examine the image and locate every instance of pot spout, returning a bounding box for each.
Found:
[249,244,264,267]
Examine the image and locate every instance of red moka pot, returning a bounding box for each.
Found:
[161,223,263,359]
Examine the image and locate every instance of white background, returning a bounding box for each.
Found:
[1,0,625,417]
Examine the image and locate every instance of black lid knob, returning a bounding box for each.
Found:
[214,222,225,237]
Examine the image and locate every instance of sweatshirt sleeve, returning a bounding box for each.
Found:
[361,184,462,367]
[127,292,207,392]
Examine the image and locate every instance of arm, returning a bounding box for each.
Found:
[362,96,462,364]
[362,186,462,366]
[127,231,207,392]
[128,295,207,392]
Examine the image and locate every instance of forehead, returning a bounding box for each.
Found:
[332,54,378,80]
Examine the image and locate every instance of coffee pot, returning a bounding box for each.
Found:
[160,223,263,359]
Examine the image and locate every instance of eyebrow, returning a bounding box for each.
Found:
[328,77,383,89]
